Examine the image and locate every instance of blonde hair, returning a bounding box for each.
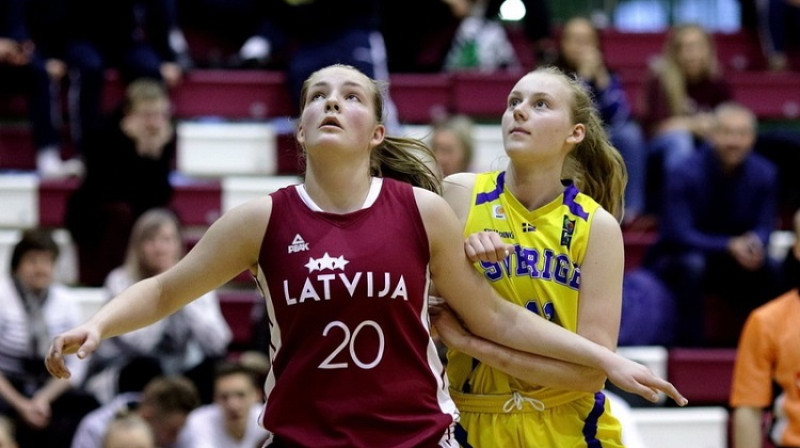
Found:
[536,66,628,221]
[123,208,182,281]
[0,415,16,446]
[653,23,719,116]
[102,411,154,448]
[298,64,442,195]
[124,78,170,113]
[431,114,475,173]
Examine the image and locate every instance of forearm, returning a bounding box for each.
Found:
[0,373,26,409]
[456,333,607,392]
[732,406,764,448]
[88,277,182,340]
[464,298,613,371]
[34,378,72,404]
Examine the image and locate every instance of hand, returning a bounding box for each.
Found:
[728,233,764,271]
[160,62,183,88]
[464,231,515,263]
[604,354,688,406]
[45,326,100,380]
[16,397,50,429]
[576,47,603,80]
[431,304,473,352]
[46,59,67,80]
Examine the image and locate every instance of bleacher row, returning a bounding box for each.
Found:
[2,28,797,447]
[2,44,800,169]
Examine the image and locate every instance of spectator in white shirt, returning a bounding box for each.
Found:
[72,375,199,448]
[0,229,99,448]
[177,361,268,448]
[83,209,232,404]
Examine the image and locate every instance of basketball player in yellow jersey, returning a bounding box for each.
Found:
[434,66,632,447]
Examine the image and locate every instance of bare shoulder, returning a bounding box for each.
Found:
[590,207,623,238]
[442,173,477,222]
[587,207,623,253]
[202,195,274,254]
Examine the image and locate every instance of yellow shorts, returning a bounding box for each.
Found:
[451,389,623,448]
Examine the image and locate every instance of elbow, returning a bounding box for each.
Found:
[578,370,608,393]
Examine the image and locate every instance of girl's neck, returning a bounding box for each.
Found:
[505,162,565,211]
[303,161,373,214]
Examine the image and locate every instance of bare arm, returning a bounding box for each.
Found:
[433,305,604,391]
[732,406,764,448]
[417,187,686,404]
[45,197,271,379]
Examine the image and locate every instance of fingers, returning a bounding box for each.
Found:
[464,232,514,263]
[653,378,689,407]
[45,337,70,380]
[77,338,98,360]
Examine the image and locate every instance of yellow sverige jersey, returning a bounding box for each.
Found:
[447,171,601,406]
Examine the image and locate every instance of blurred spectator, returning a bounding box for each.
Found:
[640,23,733,213]
[730,215,800,447]
[83,209,231,405]
[381,0,459,73]
[64,0,187,153]
[757,0,800,70]
[72,376,199,448]
[0,229,99,448]
[430,114,474,177]
[516,0,556,67]
[441,0,521,72]
[101,411,154,448]
[644,102,781,347]
[173,0,260,68]
[64,78,175,287]
[553,16,648,223]
[0,0,81,177]
[782,210,800,291]
[176,361,268,448]
[237,0,400,130]
[0,415,17,448]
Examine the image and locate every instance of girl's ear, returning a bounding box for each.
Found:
[296,124,305,146]
[566,123,586,144]
[370,124,386,148]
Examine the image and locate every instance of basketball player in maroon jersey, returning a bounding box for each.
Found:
[45,64,685,447]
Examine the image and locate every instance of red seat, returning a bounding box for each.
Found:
[667,348,737,406]
[389,73,451,123]
[217,289,261,349]
[451,71,521,118]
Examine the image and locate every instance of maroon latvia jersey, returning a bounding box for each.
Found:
[255,178,457,447]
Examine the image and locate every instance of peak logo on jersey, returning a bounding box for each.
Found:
[560,215,576,249]
[288,234,310,253]
[493,205,506,219]
[522,222,536,233]
[304,253,349,272]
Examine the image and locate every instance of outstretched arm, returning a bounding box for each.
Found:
[45,198,271,379]
[417,188,687,405]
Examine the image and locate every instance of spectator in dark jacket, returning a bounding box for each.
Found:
[65,78,175,287]
[645,102,781,347]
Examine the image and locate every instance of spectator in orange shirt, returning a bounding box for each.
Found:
[730,209,800,447]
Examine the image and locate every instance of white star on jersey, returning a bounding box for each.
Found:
[305,253,349,272]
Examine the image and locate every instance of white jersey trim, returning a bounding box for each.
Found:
[295,177,383,212]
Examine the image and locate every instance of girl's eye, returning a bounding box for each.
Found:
[311,92,325,101]
[508,98,521,108]
[346,93,361,102]
[534,99,547,108]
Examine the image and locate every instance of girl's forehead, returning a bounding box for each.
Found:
[310,66,370,88]
[513,72,568,96]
